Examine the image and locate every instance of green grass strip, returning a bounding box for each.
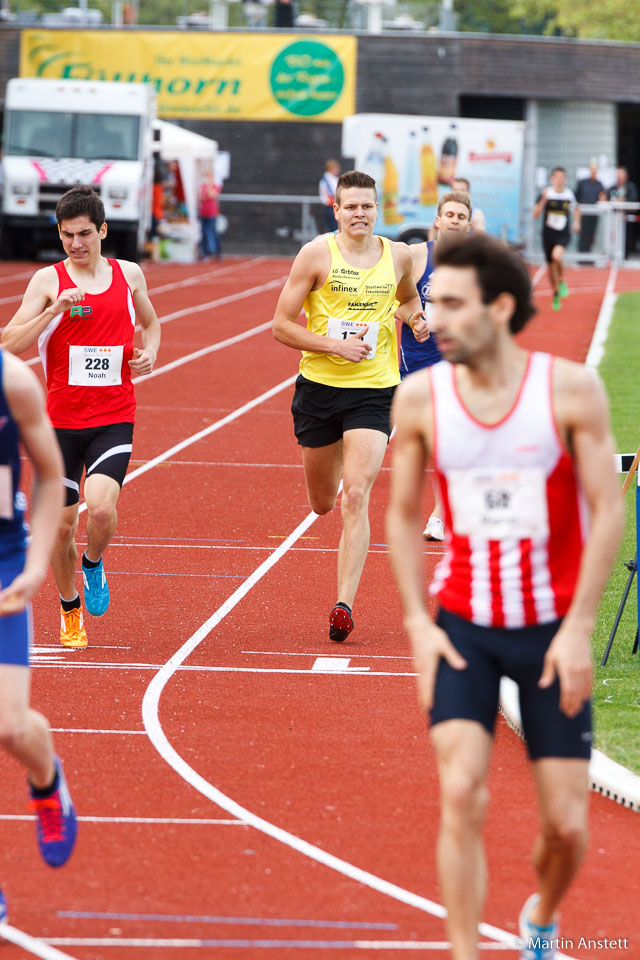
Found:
[593,290,640,775]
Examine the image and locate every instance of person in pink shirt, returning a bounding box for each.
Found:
[198,171,222,261]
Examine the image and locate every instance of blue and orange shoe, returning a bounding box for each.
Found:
[0,886,7,924]
[519,893,559,959]
[82,556,110,616]
[29,756,77,868]
[329,602,354,643]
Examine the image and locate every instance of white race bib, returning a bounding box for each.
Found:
[0,465,13,520]
[68,345,124,387]
[546,211,567,232]
[447,467,549,540]
[327,318,379,360]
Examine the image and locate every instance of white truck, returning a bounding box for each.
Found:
[1,77,156,260]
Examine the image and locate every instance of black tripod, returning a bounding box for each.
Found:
[601,554,640,666]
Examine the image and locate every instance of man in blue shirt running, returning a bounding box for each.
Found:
[399,191,472,540]
[0,349,78,925]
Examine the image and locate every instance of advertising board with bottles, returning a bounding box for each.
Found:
[342,114,525,243]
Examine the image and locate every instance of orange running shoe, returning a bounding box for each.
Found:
[60,606,88,648]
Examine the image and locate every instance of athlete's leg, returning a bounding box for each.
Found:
[430,719,493,960]
[83,473,121,561]
[337,428,387,608]
[301,439,343,516]
[50,503,80,600]
[551,244,565,286]
[0,664,54,789]
[528,758,589,926]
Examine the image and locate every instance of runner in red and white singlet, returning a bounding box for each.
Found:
[3,186,160,650]
[429,351,587,629]
[387,234,623,960]
[40,258,137,429]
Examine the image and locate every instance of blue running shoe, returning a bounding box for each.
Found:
[82,556,110,616]
[29,756,77,868]
[519,893,559,959]
[0,887,7,924]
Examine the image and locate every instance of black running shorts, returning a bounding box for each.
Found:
[291,374,396,447]
[430,608,592,761]
[542,228,570,264]
[55,422,134,507]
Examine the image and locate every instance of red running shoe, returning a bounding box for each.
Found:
[329,603,354,643]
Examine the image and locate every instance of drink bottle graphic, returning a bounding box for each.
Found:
[381,135,403,225]
[400,130,420,219]
[438,123,458,186]
[364,132,386,223]
[420,127,438,207]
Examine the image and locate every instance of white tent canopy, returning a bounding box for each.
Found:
[154,120,218,261]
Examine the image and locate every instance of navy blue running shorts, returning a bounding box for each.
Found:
[0,558,33,667]
[55,422,134,507]
[291,374,396,447]
[542,228,570,264]
[430,607,592,761]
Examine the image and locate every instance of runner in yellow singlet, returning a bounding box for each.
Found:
[273,170,427,642]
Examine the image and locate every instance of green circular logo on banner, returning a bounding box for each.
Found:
[270,41,344,117]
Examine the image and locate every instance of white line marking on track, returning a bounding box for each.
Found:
[0,815,244,825]
[50,728,147,734]
[585,264,617,368]
[145,256,265,295]
[531,263,547,288]
[141,513,549,956]
[32,663,418,677]
[244,651,413,660]
[0,924,80,960]
[312,657,370,673]
[43,938,516,950]
[77,374,297,517]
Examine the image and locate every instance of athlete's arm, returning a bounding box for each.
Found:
[532,190,547,219]
[539,362,624,717]
[1,267,84,356]
[393,244,429,343]
[0,353,63,614]
[386,376,467,710]
[120,261,161,377]
[272,242,371,363]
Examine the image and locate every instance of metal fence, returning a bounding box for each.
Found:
[4,0,442,31]
[525,203,640,268]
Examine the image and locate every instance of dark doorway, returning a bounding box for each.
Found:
[459,96,525,121]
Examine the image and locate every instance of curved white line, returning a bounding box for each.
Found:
[0,923,79,960]
[141,511,525,951]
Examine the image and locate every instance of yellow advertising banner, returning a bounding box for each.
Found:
[20,30,356,123]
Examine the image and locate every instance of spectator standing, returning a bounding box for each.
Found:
[574,159,606,255]
[319,160,341,234]
[608,166,639,259]
[198,170,222,262]
[274,0,294,26]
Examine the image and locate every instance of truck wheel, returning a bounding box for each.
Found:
[119,232,140,262]
[397,227,430,245]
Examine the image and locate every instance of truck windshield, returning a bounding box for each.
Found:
[6,111,140,161]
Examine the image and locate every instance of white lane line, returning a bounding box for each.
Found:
[0,815,244,825]
[77,374,297,517]
[531,264,547,288]
[244,650,414,660]
[50,728,147,734]
[22,273,288,368]
[33,663,417,677]
[145,256,265,295]
[43,938,515,951]
[0,925,79,960]
[141,517,529,955]
[584,264,617,368]
[130,319,272,385]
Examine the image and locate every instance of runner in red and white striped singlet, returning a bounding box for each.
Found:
[387,233,624,960]
[429,351,588,629]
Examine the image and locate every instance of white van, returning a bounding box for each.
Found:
[1,77,156,260]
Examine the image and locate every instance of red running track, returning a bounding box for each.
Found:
[0,257,638,960]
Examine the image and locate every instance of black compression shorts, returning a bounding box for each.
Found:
[430,608,592,761]
[55,422,134,507]
[542,229,570,263]
[291,374,396,448]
